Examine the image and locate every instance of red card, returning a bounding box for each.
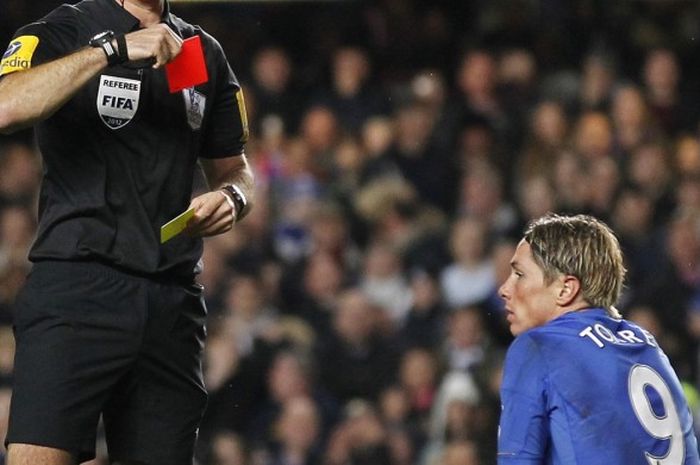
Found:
[165,35,208,93]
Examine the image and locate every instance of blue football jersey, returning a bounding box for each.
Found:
[498,308,700,465]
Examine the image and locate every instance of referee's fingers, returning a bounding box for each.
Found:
[189,215,231,238]
[198,216,233,237]
[147,24,181,68]
[185,192,234,236]
[191,194,220,221]
[160,24,182,62]
[195,201,230,232]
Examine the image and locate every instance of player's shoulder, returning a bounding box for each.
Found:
[510,310,607,354]
[168,14,212,43]
[531,308,609,337]
[168,13,197,37]
[22,2,83,29]
[168,14,226,57]
[504,330,546,365]
[519,314,582,344]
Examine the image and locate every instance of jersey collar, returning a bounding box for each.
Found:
[100,0,176,33]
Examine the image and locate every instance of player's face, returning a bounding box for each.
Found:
[498,239,561,336]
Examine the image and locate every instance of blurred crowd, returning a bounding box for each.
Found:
[3,0,700,464]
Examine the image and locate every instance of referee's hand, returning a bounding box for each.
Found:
[123,23,182,68]
[184,191,236,237]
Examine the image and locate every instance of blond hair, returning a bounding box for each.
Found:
[524,213,625,317]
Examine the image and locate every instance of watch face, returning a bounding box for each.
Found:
[90,30,114,45]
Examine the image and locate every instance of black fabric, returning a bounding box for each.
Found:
[1,0,247,278]
[6,260,208,464]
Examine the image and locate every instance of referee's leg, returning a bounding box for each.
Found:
[7,443,75,465]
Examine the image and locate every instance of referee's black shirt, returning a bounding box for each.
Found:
[0,0,248,279]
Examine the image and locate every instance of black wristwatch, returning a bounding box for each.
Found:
[89,30,125,66]
[220,184,250,222]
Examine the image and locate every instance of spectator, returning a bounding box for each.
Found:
[454,49,503,129]
[587,155,621,219]
[220,273,281,358]
[359,116,396,184]
[317,289,397,403]
[551,151,590,213]
[456,162,518,236]
[440,216,495,309]
[393,268,447,351]
[315,46,389,134]
[424,371,480,464]
[436,440,480,465]
[675,135,700,177]
[299,105,342,182]
[0,326,13,386]
[283,250,345,337]
[0,205,35,266]
[0,142,41,208]
[610,185,664,296]
[207,431,249,465]
[633,210,700,379]
[360,241,412,326]
[572,111,613,161]
[385,101,458,213]
[442,307,489,375]
[610,83,658,158]
[517,100,569,183]
[398,348,440,426]
[247,46,305,134]
[266,396,323,465]
[250,350,338,448]
[199,322,265,440]
[516,176,557,227]
[325,400,391,465]
[577,52,616,112]
[642,48,699,136]
[0,387,11,464]
[626,141,676,226]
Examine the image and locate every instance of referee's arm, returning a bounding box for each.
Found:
[0,46,108,134]
[0,24,181,135]
[185,155,255,237]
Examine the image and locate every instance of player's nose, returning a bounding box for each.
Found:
[498,280,509,300]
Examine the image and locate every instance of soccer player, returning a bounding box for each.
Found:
[497,213,699,464]
[0,1,253,464]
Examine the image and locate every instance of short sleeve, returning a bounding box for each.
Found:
[498,333,550,464]
[0,7,79,77]
[200,34,248,159]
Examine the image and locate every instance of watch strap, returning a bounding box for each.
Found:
[220,184,249,222]
[218,190,237,228]
[90,31,127,66]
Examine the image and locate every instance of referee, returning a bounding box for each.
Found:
[0,1,253,464]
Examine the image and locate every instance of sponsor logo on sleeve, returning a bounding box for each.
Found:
[0,35,39,76]
[182,87,206,130]
[97,75,141,129]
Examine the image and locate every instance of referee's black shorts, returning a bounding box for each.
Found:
[6,260,208,464]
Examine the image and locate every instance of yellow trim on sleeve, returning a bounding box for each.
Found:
[235,88,249,143]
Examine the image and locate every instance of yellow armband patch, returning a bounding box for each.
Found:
[1,35,39,76]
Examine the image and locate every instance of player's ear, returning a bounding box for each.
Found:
[556,275,581,306]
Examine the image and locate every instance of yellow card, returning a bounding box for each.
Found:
[160,208,195,244]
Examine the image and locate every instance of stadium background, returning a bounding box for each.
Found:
[2,0,700,464]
